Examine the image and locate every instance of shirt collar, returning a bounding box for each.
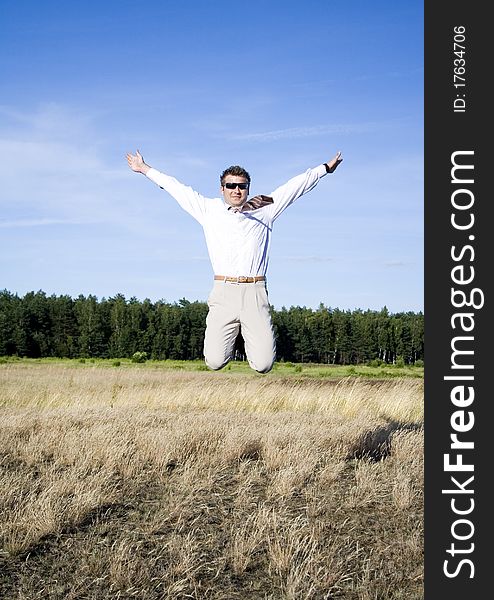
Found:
[224,200,244,213]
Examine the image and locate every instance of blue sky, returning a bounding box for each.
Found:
[0,0,423,312]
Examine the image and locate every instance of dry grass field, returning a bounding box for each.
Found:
[0,363,423,599]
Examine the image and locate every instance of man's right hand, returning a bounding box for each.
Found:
[126,150,150,174]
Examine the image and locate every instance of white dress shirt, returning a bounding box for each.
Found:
[146,164,328,277]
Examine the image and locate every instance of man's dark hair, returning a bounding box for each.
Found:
[220,165,251,186]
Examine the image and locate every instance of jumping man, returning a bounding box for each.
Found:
[126,150,343,373]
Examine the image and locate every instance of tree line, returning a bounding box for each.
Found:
[0,290,424,365]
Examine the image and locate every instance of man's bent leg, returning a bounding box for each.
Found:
[240,283,276,373]
[203,284,240,370]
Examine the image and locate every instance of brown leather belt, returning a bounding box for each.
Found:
[214,275,265,283]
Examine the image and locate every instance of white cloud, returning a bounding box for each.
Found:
[0,103,146,231]
[0,102,104,142]
[277,255,334,263]
[229,122,378,142]
[0,217,99,228]
[384,260,411,268]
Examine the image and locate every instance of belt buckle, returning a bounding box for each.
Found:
[237,276,247,283]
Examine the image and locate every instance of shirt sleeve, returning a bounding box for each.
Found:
[267,164,327,222]
[145,168,207,225]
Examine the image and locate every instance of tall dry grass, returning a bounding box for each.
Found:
[0,363,423,422]
[0,363,423,599]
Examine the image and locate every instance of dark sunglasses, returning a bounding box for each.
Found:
[223,182,249,190]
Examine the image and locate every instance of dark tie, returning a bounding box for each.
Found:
[240,195,274,212]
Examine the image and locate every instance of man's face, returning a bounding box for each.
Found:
[221,175,250,208]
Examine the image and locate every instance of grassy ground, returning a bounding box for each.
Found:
[0,356,424,380]
[0,361,423,599]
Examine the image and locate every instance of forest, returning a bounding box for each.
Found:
[0,290,424,365]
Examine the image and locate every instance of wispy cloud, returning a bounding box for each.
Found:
[154,255,209,262]
[384,260,411,268]
[0,102,104,142]
[0,218,98,229]
[228,122,379,142]
[0,103,135,230]
[278,255,334,263]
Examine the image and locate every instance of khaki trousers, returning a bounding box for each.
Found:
[203,280,276,373]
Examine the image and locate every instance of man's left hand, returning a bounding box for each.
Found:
[325,151,343,173]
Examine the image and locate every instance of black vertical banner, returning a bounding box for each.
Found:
[425,2,489,598]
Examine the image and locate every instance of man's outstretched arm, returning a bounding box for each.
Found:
[125,149,207,224]
[268,151,343,221]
